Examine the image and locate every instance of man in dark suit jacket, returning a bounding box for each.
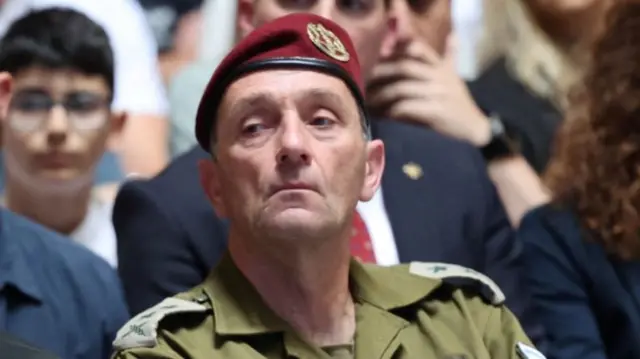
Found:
[114,0,545,350]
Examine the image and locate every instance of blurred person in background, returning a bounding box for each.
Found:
[165,0,231,157]
[114,0,545,349]
[518,1,640,358]
[0,8,125,267]
[0,23,129,355]
[472,0,612,173]
[366,0,551,225]
[0,0,170,177]
[138,0,204,84]
[139,0,206,157]
[0,205,128,359]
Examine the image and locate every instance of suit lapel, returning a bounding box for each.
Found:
[373,121,432,262]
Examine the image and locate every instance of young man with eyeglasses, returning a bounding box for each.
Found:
[0,7,125,267]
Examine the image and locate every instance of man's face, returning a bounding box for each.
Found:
[199,70,384,243]
[2,67,123,191]
[384,0,451,57]
[237,0,392,80]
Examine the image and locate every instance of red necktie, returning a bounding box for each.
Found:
[350,211,376,263]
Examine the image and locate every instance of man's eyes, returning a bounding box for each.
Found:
[277,0,376,14]
[242,123,267,135]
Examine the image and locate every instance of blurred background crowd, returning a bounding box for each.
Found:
[0,0,639,358]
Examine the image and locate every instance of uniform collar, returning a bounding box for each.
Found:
[349,261,441,310]
[203,253,441,336]
[0,210,43,303]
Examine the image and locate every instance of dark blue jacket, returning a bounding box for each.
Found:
[0,209,129,359]
[519,204,640,359]
[0,332,60,359]
[114,120,545,349]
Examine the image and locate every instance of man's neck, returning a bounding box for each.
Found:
[229,232,356,347]
[5,180,91,235]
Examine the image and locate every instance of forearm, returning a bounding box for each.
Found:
[487,155,551,226]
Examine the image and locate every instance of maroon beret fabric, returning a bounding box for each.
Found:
[194,12,366,152]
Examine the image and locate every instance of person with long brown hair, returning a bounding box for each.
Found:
[518,1,640,358]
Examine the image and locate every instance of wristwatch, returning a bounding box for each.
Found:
[479,114,519,162]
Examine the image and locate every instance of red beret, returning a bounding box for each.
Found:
[194,13,368,152]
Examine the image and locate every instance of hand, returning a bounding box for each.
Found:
[367,35,491,146]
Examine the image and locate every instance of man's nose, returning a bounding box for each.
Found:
[45,105,70,145]
[276,117,311,167]
[390,0,416,44]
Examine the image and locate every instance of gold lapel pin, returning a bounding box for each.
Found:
[402,162,423,180]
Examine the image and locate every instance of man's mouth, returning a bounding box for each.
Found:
[270,182,318,195]
[35,152,77,169]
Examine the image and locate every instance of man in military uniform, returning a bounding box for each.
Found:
[111,13,544,359]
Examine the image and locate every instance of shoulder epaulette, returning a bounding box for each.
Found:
[409,262,505,305]
[113,297,209,351]
[516,342,547,359]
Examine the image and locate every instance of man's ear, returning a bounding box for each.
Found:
[198,158,228,218]
[360,139,385,202]
[106,111,127,151]
[0,72,13,120]
[237,0,256,39]
[109,111,127,135]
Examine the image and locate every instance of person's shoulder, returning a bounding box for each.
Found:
[119,146,207,200]
[520,203,583,242]
[398,261,506,306]
[112,286,213,357]
[1,209,118,289]
[3,209,100,262]
[374,119,475,152]
[372,120,489,188]
[373,120,482,168]
[519,203,594,262]
[388,262,545,359]
[522,203,579,228]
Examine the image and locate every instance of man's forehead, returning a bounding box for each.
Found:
[224,70,353,105]
[13,67,109,92]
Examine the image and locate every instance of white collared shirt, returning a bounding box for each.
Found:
[71,196,118,268]
[357,187,399,266]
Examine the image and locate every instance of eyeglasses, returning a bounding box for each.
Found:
[8,90,110,133]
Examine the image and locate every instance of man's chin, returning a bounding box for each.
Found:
[24,170,94,194]
[261,211,331,240]
[38,168,81,181]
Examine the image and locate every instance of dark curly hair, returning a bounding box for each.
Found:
[545,0,640,259]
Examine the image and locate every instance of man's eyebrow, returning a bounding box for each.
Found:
[226,92,278,119]
[225,88,351,119]
[296,88,347,108]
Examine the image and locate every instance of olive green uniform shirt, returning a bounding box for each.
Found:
[112,255,544,359]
